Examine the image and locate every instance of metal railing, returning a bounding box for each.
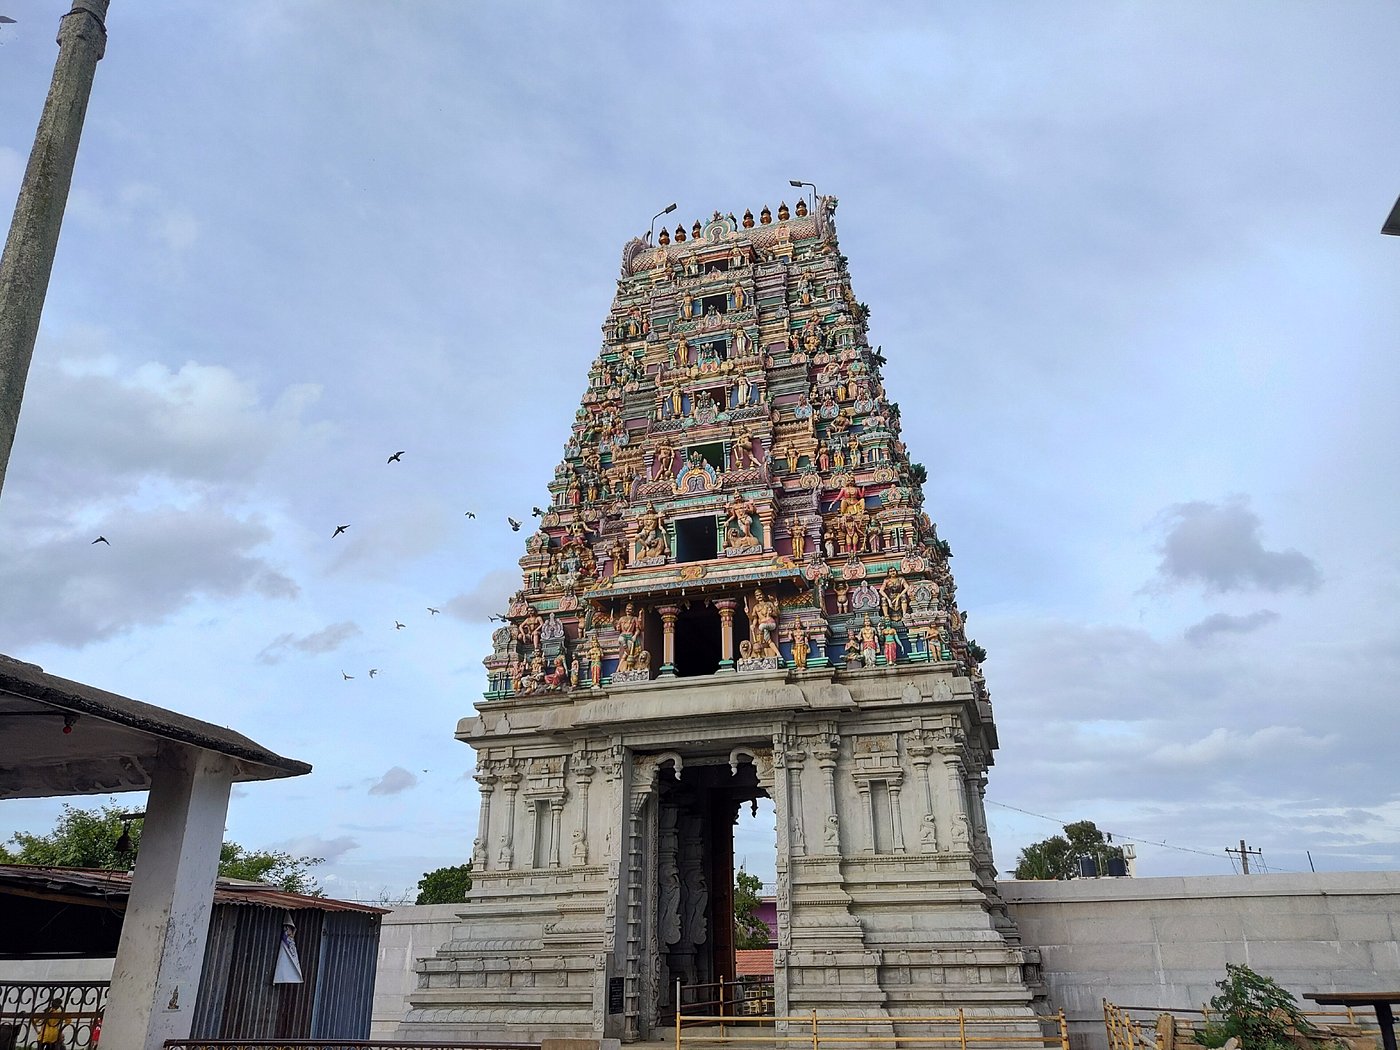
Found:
[677,976,777,1018]
[674,1008,1069,1050]
[0,980,106,1050]
[1104,999,1384,1050]
[163,1042,539,1050]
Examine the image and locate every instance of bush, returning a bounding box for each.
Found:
[1207,963,1314,1050]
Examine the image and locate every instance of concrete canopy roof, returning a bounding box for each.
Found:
[0,654,311,799]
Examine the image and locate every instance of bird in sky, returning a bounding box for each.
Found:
[387,450,405,463]
[368,668,379,678]
[508,517,522,531]
[332,524,350,538]
[91,536,109,545]
[341,671,354,680]
[532,506,545,517]
[427,607,440,615]
[395,621,405,630]
[464,511,476,519]
[488,614,501,622]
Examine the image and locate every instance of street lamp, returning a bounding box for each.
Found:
[1383,195,1400,236]
[649,202,677,245]
[789,179,817,213]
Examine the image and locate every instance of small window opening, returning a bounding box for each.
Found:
[674,603,723,678]
[675,516,719,563]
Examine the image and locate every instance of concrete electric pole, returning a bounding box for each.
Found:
[0,0,110,502]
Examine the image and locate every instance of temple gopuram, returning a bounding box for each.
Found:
[397,196,1038,1044]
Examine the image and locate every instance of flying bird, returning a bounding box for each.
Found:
[387,450,405,463]
[368,668,379,678]
[508,517,522,531]
[464,511,476,519]
[91,536,110,545]
[332,524,350,538]
[488,614,501,622]
[532,506,545,517]
[341,671,354,680]
[427,607,440,615]
[395,621,405,630]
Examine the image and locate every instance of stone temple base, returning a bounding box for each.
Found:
[396,665,1037,1043]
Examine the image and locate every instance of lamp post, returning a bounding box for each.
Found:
[649,202,677,246]
[0,0,110,503]
[789,179,817,213]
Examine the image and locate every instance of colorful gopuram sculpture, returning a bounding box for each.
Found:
[482,196,982,698]
[399,196,1031,1047]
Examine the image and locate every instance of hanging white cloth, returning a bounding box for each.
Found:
[273,914,303,984]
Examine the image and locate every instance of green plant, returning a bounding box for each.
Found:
[1207,963,1314,1050]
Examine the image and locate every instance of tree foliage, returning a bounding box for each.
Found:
[1013,819,1124,880]
[415,862,473,905]
[5,802,324,894]
[733,868,771,950]
[1204,964,1314,1050]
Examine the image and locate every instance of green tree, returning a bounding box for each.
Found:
[415,862,473,905]
[6,801,325,894]
[1013,820,1124,880]
[733,868,771,949]
[1204,964,1314,1050]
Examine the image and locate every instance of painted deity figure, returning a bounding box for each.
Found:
[674,335,689,369]
[834,581,850,614]
[790,620,810,670]
[881,622,902,666]
[615,603,644,672]
[653,440,676,480]
[668,384,683,418]
[681,292,695,319]
[790,521,806,560]
[725,493,759,548]
[587,634,604,687]
[635,503,668,561]
[747,588,780,658]
[843,627,861,667]
[859,614,880,668]
[516,605,544,653]
[879,568,911,620]
[732,282,746,309]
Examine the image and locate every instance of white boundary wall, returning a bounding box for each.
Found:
[375,874,1400,1044]
[1002,871,1400,1050]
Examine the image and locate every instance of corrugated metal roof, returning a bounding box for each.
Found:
[0,864,388,914]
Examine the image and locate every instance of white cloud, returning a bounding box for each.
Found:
[258,620,362,664]
[275,834,359,863]
[1184,609,1280,645]
[1152,497,1321,595]
[368,767,419,797]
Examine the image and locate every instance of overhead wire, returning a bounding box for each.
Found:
[985,798,1294,868]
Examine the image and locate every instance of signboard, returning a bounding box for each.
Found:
[608,976,625,1015]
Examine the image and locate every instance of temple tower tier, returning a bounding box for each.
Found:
[396,197,1038,1045]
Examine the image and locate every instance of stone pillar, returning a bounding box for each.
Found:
[855,780,874,852]
[938,748,969,853]
[888,777,907,854]
[572,750,594,865]
[0,0,109,499]
[658,604,679,677]
[714,599,737,672]
[103,744,233,1050]
[497,765,521,869]
[785,742,807,857]
[472,763,496,870]
[908,735,935,821]
[760,506,774,551]
[813,739,840,855]
[549,798,566,868]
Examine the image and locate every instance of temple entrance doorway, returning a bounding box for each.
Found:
[653,756,773,1026]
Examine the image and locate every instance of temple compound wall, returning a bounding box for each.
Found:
[378,872,1400,1047]
[395,196,1037,1043]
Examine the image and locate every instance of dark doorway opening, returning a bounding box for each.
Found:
[674,604,721,678]
[675,515,718,563]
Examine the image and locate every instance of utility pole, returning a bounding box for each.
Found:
[1226,838,1263,875]
[0,0,110,503]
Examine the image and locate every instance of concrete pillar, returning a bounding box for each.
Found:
[549,798,565,868]
[658,604,679,677]
[472,766,496,870]
[889,778,907,854]
[498,765,521,869]
[0,0,109,500]
[714,599,737,671]
[103,744,234,1050]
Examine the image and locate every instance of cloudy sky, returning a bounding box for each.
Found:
[2,2,1397,899]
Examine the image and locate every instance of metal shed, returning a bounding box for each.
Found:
[0,865,386,1044]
